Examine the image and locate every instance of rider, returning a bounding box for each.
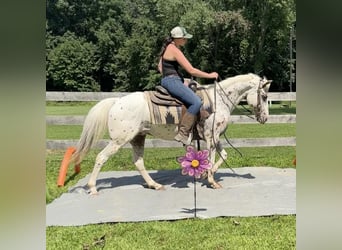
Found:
[158,26,218,145]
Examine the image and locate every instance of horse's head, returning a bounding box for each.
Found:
[246,76,272,124]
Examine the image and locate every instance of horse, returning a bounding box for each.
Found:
[71,73,272,195]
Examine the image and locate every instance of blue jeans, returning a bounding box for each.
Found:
[161,76,202,115]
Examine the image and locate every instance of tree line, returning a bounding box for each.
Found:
[46,0,296,92]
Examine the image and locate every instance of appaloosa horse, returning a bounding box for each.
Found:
[71,73,271,194]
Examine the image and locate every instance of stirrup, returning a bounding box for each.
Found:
[174,133,192,146]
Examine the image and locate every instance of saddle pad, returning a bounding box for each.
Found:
[144,88,213,125]
[144,91,182,125]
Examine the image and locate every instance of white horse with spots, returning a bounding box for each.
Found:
[72,73,271,194]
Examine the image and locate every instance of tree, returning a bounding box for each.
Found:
[46,0,296,92]
[110,17,162,91]
[46,32,100,91]
[240,0,296,89]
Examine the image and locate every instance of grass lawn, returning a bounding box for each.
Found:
[46,123,296,140]
[46,101,296,116]
[47,216,295,250]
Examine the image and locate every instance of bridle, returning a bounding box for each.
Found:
[193,76,271,174]
[254,80,269,121]
[215,78,268,121]
[206,77,269,170]
[193,45,272,175]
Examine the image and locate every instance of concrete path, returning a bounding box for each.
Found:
[46,167,296,226]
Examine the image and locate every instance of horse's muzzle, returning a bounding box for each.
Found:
[257,116,268,124]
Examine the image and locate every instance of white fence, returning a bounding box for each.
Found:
[46,91,296,149]
[46,91,296,102]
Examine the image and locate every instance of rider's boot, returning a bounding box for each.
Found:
[174,112,196,145]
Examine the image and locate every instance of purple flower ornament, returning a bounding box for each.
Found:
[177,146,212,178]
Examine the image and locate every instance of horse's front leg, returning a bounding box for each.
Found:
[131,135,165,190]
[202,115,228,188]
[211,141,227,173]
[206,140,222,189]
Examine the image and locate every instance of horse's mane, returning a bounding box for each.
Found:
[218,73,260,86]
[200,73,260,89]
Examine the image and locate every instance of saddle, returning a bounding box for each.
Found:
[145,82,212,140]
[150,85,183,106]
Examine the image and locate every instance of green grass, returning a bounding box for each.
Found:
[226,123,296,138]
[47,216,295,250]
[46,101,98,115]
[232,102,296,115]
[46,123,296,139]
[46,101,296,116]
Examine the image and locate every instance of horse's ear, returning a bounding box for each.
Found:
[262,80,272,88]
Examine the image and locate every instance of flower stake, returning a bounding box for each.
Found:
[177,145,212,218]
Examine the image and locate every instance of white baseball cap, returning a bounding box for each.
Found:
[170,26,193,39]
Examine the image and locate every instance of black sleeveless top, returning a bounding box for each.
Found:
[161,58,183,80]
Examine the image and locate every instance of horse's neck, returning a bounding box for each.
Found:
[212,78,256,113]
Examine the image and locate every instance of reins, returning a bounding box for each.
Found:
[208,78,239,172]
[215,77,255,120]
[208,76,261,171]
[194,75,263,173]
[210,82,236,171]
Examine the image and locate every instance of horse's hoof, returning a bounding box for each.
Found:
[87,187,99,195]
[88,191,99,196]
[154,184,165,190]
[145,183,165,190]
[157,185,166,191]
[211,183,222,189]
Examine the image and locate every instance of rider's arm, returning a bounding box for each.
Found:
[158,57,162,73]
[172,45,218,79]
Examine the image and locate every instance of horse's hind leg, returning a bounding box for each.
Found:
[88,140,122,195]
[130,134,164,190]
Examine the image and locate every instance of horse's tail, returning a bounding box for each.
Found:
[71,97,117,165]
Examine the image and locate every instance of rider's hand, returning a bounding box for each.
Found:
[209,72,219,80]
